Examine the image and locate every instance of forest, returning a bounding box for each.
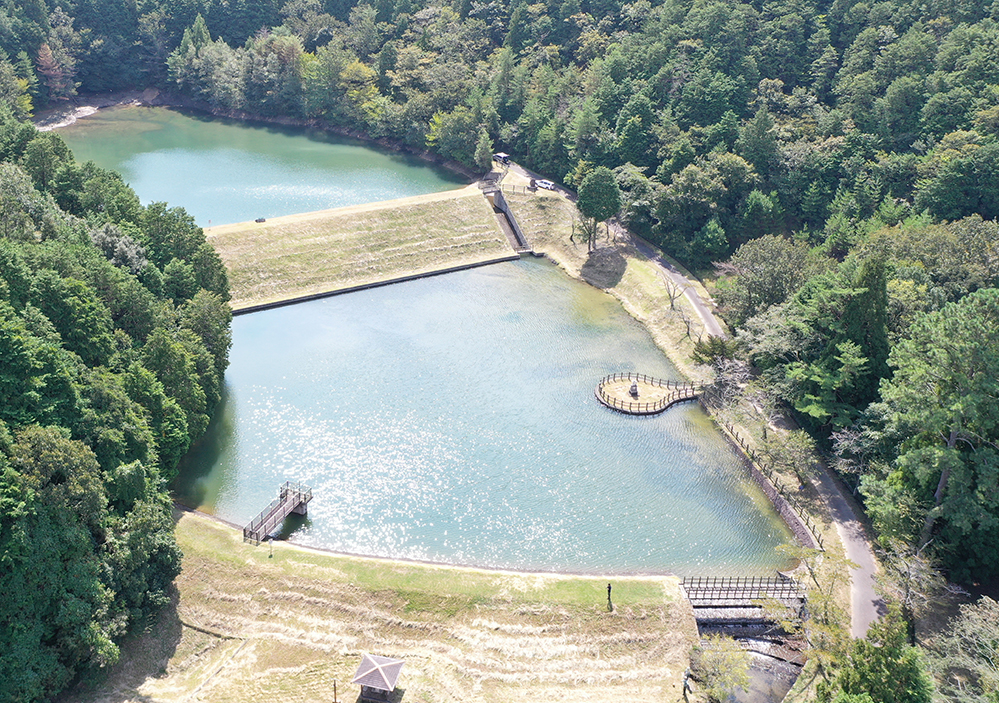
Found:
[1,0,999,701]
[0,105,231,700]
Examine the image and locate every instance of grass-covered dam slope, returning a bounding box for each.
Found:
[207,186,516,311]
[62,510,697,703]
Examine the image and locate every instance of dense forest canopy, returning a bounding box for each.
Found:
[0,102,231,702]
[2,0,999,701]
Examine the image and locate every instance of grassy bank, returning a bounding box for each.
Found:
[208,186,514,310]
[502,185,715,384]
[62,511,696,703]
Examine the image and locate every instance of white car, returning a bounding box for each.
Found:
[536,179,556,190]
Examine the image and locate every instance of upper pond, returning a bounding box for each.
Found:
[59,106,466,227]
[175,259,793,575]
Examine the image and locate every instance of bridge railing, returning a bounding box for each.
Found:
[681,575,804,603]
[243,481,313,545]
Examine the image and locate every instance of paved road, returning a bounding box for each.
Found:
[808,469,884,638]
[625,231,727,339]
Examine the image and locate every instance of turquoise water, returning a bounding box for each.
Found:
[175,259,794,575]
[59,106,466,226]
[61,107,794,574]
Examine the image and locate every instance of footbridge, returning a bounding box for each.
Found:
[243,481,313,545]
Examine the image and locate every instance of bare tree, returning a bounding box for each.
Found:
[877,539,965,645]
[661,272,686,311]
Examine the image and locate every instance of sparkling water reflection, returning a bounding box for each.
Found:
[175,259,793,575]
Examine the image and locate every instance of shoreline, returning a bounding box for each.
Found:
[33,88,481,182]
[174,503,689,581]
[43,91,814,578]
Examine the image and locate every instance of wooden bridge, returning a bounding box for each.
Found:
[243,481,313,545]
[595,372,699,415]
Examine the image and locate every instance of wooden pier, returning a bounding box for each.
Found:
[243,481,313,545]
[595,372,699,415]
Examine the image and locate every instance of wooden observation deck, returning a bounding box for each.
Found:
[595,372,699,415]
[243,481,313,545]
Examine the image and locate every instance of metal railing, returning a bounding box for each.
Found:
[243,481,313,545]
[682,575,805,604]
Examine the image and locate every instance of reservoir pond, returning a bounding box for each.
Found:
[61,106,794,574]
[59,106,465,227]
[175,259,794,575]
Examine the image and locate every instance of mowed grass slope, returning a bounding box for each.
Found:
[63,511,696,703]
[207,187,515,310]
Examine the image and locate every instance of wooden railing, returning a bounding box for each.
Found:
[699,387,825,551]
[595,373,699,415]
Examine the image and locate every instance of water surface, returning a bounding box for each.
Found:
[175,259,794,575]
[59,106,466,226]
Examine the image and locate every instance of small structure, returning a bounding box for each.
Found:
[242,481,312,545]
[595,372,700,415]
[353,653,404,702]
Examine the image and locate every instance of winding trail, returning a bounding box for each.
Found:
[625,230,727,340]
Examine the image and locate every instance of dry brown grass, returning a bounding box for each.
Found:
[208,186,515,310]
[61,512,698,703]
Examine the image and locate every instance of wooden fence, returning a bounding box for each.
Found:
[595,373,699,415]
[699,387,824,550]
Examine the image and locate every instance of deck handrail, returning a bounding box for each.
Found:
[595,373,700,415]
[243,481,313,544]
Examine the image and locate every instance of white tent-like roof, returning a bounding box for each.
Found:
[352,653,404,692]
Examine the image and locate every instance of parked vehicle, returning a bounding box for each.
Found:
[536,179,556,190]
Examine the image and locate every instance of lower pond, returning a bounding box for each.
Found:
[58,106,466,226]
[175,258,794,575]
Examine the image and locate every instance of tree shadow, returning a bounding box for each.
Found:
[354,686,406,703]
[171,385,234,507]
[580,246,627,289]
[56,588,184,703]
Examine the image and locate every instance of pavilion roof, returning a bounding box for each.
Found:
[352,653,404,692]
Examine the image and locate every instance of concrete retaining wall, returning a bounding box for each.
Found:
[232,255,521,316]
